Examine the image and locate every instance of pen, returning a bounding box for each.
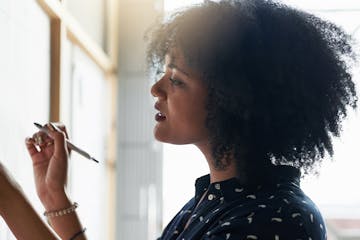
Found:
[34,122,99,163]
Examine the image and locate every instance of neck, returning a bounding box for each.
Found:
[195,141,238,183]
[208,162,238,183]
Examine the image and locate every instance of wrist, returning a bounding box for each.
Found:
[41,190,72,211]
[44,202,78,218]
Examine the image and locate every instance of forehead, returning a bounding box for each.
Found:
[165,48,185,66]
[164,48,204,81]
[164,48,194,75]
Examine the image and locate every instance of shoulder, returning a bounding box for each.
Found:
[205,184,327,240]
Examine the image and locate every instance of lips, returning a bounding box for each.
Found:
[154,102,167,122]
[155,112,166,121]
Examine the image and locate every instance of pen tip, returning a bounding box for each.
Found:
[34,122,42,127]
[91,158,99,163]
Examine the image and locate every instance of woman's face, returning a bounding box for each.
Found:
[151,50,209,145]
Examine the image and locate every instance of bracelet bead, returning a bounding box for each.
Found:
[43,202,78,218]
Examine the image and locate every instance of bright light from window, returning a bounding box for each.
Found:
[164,0,204,12]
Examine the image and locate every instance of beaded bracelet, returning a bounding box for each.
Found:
[44,202,78,218]
[69,228,87,240]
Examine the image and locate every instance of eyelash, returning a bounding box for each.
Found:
[155,69,184,86]
[169,76,183,86]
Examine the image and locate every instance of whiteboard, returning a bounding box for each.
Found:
[0,1,50,239]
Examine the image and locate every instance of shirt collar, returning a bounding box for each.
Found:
[194,165,301,202]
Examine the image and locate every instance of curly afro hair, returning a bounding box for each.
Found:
[146,0,358,176]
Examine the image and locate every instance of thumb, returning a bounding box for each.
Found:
[46,124,68,158]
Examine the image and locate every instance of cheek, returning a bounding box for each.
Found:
[171,98,208,134]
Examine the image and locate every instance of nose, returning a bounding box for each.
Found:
[151,78,166,99]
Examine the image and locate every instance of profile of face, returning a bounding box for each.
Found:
[151,49,209,145]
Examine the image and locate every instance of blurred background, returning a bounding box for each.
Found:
[0,0,359,239]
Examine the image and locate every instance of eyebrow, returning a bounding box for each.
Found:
[167,62,190,77]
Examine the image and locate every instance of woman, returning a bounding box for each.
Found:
[147,1,356,238]
[0,0,357,239]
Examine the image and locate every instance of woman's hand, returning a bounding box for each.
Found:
[25,123,86,239]
[25,123,71,210]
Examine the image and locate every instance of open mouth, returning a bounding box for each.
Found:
[155,112,167,122]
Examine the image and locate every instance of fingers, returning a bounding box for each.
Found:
[33,131,52,146]
[25,122,68,156]
[25,137,39,156]
[48,122,69,139]
[47,123,72,154]
[26,132,53,155]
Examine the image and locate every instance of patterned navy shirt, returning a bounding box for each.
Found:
[158,165,326,240]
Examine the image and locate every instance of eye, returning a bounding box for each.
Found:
[169,77,184,86]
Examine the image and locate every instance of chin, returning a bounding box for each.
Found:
[153,126,203,145]
[153,127,168,143]
[153,132,191,145]
[153,132,175,144]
